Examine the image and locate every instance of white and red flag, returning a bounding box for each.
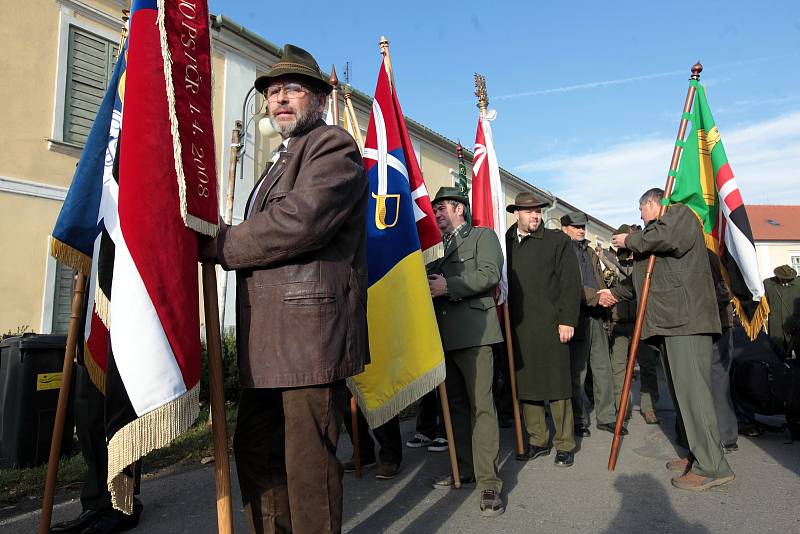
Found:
[471,111,508,303]
[51,0,218,513]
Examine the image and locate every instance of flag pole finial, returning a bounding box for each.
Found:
[379,36,394,87]
[330,64,339,87]
[691,62,703,80]
[329,65,340,125]
[474,73,488,115]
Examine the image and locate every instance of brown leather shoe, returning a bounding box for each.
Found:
[671,471,735,491]
[666,457,690,473]
[642,410,659,424]
[374,462,401,480]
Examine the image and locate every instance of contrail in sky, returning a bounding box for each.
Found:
[487,53,798,102]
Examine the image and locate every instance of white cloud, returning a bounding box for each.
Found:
[514,111,800,228]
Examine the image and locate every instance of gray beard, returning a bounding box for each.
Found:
[270,106,321,138]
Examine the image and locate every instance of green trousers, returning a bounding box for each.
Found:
[445,345,502,492]
[570,315,615,426]
[661,335,733,478]
[521,398,576,452]
[609,323,660,415]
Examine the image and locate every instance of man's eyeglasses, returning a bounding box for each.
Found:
[264,83,310,102]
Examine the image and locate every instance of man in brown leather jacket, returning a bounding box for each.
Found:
[201,45,368,533]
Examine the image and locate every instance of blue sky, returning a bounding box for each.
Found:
[208,0,800,227]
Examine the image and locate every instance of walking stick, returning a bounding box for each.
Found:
[350,396,362,479]
[202,263,235,533]
[217,121,243,329]
[39,273,87,534]
[438,383,462,488]
[502,304,525,455]
[608,62,703,471]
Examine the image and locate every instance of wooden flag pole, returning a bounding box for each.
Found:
[350,397,362,479]
[437,383,461,489]
[503,304,525,455]
[379,34,460,487]
[218,120,243,330]
[474,73,525,456]
[343,87,364,151]
[608,62,703,471]
[330,66,340,125]
[38,272,87,534]
[201,263,234,533]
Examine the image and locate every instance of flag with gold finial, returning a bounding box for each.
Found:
[347,54,445,427]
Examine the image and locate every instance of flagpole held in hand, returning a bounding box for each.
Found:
[608,62,702,471]
[38,273,87,534]
[202,263,235,533]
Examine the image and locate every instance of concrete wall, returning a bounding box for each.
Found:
[0,0,125,333]
[756,241,800,281]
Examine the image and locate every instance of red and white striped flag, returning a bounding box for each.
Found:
[471,111,508,304]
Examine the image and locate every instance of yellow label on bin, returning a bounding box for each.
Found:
[37,372,62,391]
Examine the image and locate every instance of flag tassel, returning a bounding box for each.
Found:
[49,237,92,277]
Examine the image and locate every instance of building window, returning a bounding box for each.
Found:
[51,262,75,335]
[63,26,118,146]
[791,256,800,272]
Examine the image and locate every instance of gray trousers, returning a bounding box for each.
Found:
[445,345,502,492]
[711,329,739,447]
[661,335,734,478]
[570,316,615,426]
[610,323,660,416]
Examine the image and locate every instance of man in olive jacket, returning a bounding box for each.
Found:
[201,45,368,533]
[764,265,800,358]
[505,193,582,467]
[562,211,620,437]
[427,187,505,517]
[604,187,734,491]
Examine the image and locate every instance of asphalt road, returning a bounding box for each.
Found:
[3,377,798,533]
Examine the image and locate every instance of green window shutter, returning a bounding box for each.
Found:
[63,26,119,146]
[51,262,76,335]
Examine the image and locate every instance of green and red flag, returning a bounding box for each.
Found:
[671,79,768,339]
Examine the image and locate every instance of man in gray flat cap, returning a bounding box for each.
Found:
[561,211,621,437]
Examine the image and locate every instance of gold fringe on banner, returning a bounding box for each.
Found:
[155,0,218,239]
[94,284,111,328]
[422,242,444,266]
[107,386,200,514]
[347,360,446,429]
[83,347,107,395]
[734,295,770,341]
[49,237,91,276]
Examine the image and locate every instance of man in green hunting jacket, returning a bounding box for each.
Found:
[603,187,734,491]
[427,187,505,518]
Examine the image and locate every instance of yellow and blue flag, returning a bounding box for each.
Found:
[349,59,445,428]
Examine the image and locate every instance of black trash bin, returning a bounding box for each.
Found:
[0,334,74,469]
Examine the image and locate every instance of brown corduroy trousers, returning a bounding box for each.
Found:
[234,381,347,534]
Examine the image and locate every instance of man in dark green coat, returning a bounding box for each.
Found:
[427,187,505,518]
[764,265,800,358]
[605,187,734,491]
[506,192,582,467]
